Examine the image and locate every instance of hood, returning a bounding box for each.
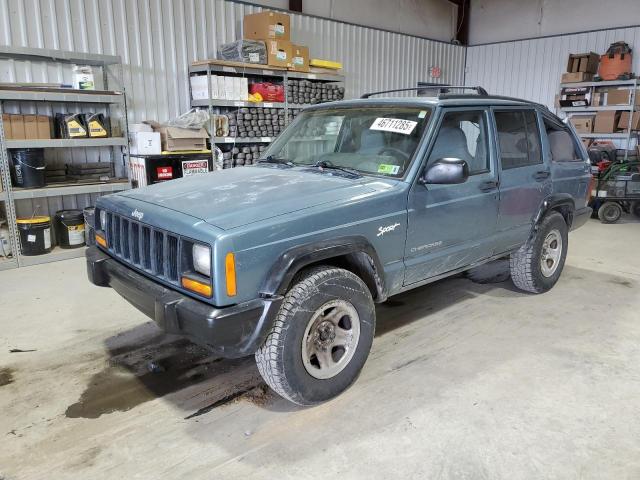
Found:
[118,166,379,230]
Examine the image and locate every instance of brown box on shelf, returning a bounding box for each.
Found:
[265,39,292,68]
[146,121,208,152]
[243,10,290,41]
[617,111,640,130]
[581,138,592,149]
[570,115,595,133]
[561,72,593,83]
[593,111,621,133]
[2,114,12,139]
[36,115,51,138]
[9,114,25,139]
[592,92,603,106]
[606,88,640,105]
[289,44,310,72]
[566,52,599,73]
[24,115,38,139]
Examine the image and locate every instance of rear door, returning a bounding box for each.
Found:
[404,107,500,285]
[492,107,552,253]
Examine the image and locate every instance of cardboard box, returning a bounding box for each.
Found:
[243,10,290,41]
[265,39,292,68]
[617,111,640,130]
[190,75,209,100]
[566,52,599,73]
[10,114,25,139]
[146,121,208,152]
[36,115,51,138]
[592,92,603,106]
[2,114,12,139]
[23,115,38,139]
[130,131,161,155]
[561,72,593,83]
[606,88,640,106]
[593,111,621,133]
[223,76,235,100]
[570,115,595,133]
[581,138,592,150]
[240,77,249,101]
[289,44,310,72]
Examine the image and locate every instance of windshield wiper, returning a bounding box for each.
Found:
[257,155,293,166]
[312,160,362,177]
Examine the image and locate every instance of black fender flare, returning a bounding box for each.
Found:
[259,235,386,301]
[530,193,576,236]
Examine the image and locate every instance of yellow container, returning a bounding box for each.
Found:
[310,59,342,70]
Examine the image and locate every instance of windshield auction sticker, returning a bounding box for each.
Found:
[378,164,400,175]
[370,117,417,135]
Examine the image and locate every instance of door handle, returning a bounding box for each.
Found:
[479,180,499,192]
[534,170,550,180]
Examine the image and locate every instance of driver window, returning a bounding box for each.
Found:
[428,110,489,175]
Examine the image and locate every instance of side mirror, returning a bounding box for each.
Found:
[420,158,469,185]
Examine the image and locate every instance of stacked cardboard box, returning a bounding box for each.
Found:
[2,114,51,139]
[190,75,249,101]
[561,52,599,83]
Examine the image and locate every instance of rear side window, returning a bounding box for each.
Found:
[495,110,542,169]
[543,118,582,162]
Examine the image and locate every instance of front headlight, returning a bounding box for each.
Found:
[192,244,211,276]
[99,210,107,230]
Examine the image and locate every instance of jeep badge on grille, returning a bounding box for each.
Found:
[131,209,144,221]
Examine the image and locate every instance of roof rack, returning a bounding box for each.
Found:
[360,85,488,99]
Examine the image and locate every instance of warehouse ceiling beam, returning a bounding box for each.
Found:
[448,0,470,45]
[289,0,302,13]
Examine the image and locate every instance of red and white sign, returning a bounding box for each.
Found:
[429,66,442,79]
[156,166,173,180]
[182,160,209,177]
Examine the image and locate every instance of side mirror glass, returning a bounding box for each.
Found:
[420,158,469,185]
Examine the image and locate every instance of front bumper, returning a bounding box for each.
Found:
[86,246,282,358]
[571,206,592,231]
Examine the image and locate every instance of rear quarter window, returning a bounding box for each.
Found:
[495,110,543,170]
[543,118,583,162]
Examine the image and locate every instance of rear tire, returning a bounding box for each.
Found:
[598,201,623,223]
[510,212,568,294]
[255,266,375,406]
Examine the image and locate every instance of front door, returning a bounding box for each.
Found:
[404,108,500,285]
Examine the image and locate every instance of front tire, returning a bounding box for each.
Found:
[510,212,568,293]
[255,266,375,406]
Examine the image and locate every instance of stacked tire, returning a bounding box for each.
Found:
[221,144,268,169]
[226,107,285,138]
[286,80,345,105]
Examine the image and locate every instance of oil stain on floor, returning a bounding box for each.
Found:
[0,367,15,387]
[65,338,260,419]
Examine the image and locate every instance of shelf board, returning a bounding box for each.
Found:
[0,45,121,66]
[190,61,286,77]
[191,99,286,108]
[18,246,86,267]
[578,133,639,139]
[0,89,125,103]
[11,181,129,200]
[562,105,634,112]
[211,136,273,144]
[6,137,127,148]
[286,71,345,82]
[0,257,18,271]
[560,79,639,88]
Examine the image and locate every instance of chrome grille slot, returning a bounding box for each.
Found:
[154,231,164,276]
[142,227,151,270]
[100,211,181,286]
[167,235,179,281]
[131,222,140,265]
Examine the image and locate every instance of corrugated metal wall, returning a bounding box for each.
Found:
[465,25,640,112]
[0,0,465,220]
[0,0,466,124]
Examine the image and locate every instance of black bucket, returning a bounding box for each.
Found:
[54,209,86,249]
[83,207,95,246]
[17,216,52,256]
[10,149,45,188]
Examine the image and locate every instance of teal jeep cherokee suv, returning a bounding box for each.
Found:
[87,87,591,405]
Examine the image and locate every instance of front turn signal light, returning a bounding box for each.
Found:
[181,277,213,297]
[95,233,107,248]
[225,252,237,297]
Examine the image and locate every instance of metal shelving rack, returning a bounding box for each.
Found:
[0,46,129,269]
[559,78,638,160]
[189,60,345,169]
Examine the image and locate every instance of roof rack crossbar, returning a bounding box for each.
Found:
[360,85,488,99]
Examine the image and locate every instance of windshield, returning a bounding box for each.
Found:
[263,106,431,177]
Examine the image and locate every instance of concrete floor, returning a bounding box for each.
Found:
[1,218,640,479]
